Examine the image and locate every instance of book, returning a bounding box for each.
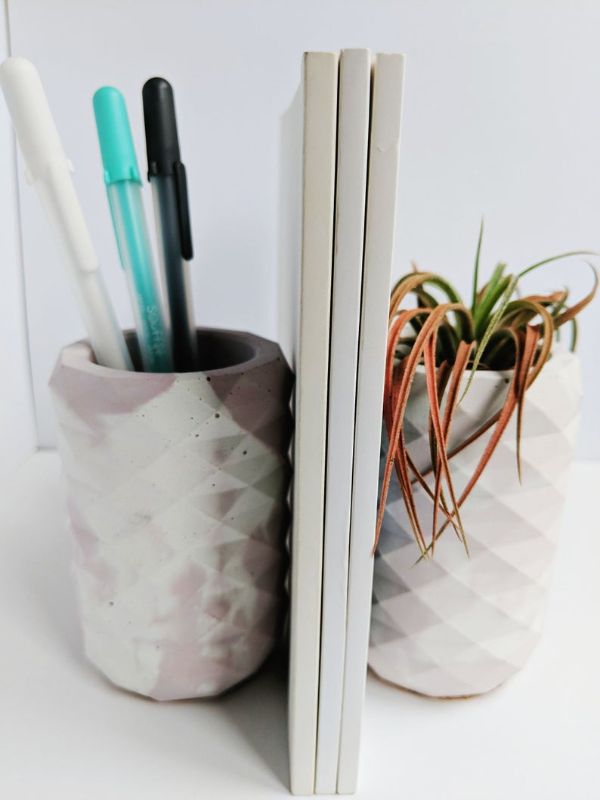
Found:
[315,48,371,795]
[288,51,339,796]
[337,52,406,795]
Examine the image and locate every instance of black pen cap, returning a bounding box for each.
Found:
[142,77,181,177]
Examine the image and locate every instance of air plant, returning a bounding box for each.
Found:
[375,223,597,558]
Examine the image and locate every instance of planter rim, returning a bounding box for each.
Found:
[411,348,576,382]
[56,326,284,381]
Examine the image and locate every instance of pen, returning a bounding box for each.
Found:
[93,86,173,373]
[0,57,132,371]
[142,77,198,371]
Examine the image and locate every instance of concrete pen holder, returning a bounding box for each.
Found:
[49,328,293,700]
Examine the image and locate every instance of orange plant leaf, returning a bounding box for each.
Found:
[423,332,468,554]
[515,327,540,481]
[376,304,467,551]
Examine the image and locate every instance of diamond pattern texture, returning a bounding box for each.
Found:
[369,352,581,697]
[50,331,292,700]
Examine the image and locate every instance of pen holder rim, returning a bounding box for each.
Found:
[64,326,283,379]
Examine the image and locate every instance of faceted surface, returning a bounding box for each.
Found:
[369,352,581,697]
[50,331,292,700]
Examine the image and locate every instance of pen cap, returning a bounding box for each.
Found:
[93,87,141,185]
[142,77,193,260]
[0,57,68,182]
[142,77,180,177]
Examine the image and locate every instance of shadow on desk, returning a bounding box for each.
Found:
[11,475,84,666]
[218,647,290,790]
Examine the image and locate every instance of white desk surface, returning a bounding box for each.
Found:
[1,452,598,799]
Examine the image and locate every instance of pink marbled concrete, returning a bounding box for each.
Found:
[50,329,292,700]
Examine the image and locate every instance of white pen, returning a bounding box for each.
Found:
[0,57,132,371]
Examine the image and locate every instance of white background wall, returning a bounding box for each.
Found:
[6,0,600,457]
[0,4,35,480]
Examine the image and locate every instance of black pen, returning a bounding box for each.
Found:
[142,77,198,371]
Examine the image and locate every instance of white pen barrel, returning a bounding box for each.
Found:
[75,272,132,371]
[0,56,132,371]
[40,160,98,273]
[0,57,65,183]
[37,173,132,371]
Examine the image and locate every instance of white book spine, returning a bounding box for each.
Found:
[337,53,406,795]
[288,51,339,797]
[315,48,371,795]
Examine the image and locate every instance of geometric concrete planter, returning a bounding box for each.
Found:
[369,351,581,698]
[49,328,293,701]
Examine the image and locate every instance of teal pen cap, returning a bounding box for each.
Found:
[92,85,173,373]
[93,87,141,185]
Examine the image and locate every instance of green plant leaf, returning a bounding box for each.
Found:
[462,275,519,399]
[569,318,579,351]
[473,267,511,339]
[517,251,596,279]
[471,218,484,312]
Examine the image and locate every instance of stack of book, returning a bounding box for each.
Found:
[284,50,406,795]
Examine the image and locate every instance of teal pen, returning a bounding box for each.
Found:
[93,86,173,372]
